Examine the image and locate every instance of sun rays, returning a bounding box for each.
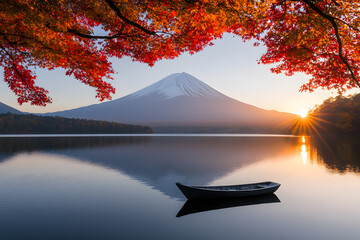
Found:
[286,113,336,137]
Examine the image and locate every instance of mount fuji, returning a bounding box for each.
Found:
[0,102,22,114]
[46,73,297,132]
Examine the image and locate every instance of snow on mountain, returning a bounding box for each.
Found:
[128,72,225,100]
[45,72,297,132]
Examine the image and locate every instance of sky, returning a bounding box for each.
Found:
[0,34,357,115]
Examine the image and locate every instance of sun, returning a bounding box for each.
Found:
[298,110,308,118]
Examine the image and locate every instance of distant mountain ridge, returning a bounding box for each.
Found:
[0,102,21,114]
[46,73,298,133]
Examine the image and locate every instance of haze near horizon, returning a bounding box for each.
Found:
[42,72,297,133]
[0,35,354,115]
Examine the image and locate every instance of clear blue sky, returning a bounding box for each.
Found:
[0,34,356,115]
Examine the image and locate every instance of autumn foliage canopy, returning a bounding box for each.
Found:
[1,0,359,106]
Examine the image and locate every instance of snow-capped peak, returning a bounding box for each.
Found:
[129,72,225,100]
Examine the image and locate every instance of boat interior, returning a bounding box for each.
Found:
[195,182,275,191]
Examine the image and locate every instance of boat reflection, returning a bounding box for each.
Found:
[176,194,281,218]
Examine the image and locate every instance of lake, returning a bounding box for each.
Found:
[0,134,359,240]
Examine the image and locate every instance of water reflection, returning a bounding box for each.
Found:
[309,135,360,173]
[176,194,280,217]
[301,144,307,164]
[0,135,360,239]
[0,136,298,199]
[0,153,181,240]
[0,136,151,154]
[1,135,360,199]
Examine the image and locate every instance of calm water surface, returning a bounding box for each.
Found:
[0,135,359,239]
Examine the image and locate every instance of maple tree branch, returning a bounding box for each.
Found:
[0,32,29,54]
[331,0,341,6]
[301,0,360,88]
[0,45,31,89]
[330,17,360,32]
[155,31,180,37]
[184,0,201,4]
[342,36,360,53]
[300,44,344,59]
[67,29,123,39]
[104,0,156,35]
[0,32,55,51]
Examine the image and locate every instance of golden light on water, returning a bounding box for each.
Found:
[301,144,307,164]
[300,136,307,164]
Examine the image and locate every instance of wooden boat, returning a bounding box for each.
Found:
[176,194,280,217]
[176,181,280,199]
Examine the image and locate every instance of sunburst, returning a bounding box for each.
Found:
[287,113,335,137]
[298,110,308,118]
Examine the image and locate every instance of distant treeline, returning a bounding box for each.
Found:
[0,136,152,153]
[0,113,153,134]
[306,94,360,134]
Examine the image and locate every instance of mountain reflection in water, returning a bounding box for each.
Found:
[1,135,360,199]
[1,135,360,240]
[0,136,298,199]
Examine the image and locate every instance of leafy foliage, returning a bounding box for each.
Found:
[0,113,153,133]
[309,94,360,134]
[1,0,359,105]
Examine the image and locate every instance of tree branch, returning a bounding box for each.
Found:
[0,31,54,51]
[331,0,341,6]
[67,29,123,39]
[301,0,360,88]
[104,0,156,35]
[0,45,31,89]
[332,17,360,33]
[0,32,28,54]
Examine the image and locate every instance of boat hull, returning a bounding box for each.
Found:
[176,181,280,199]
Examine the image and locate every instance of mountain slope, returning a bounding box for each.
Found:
[46,73,297,132]
[0,102,22,114]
